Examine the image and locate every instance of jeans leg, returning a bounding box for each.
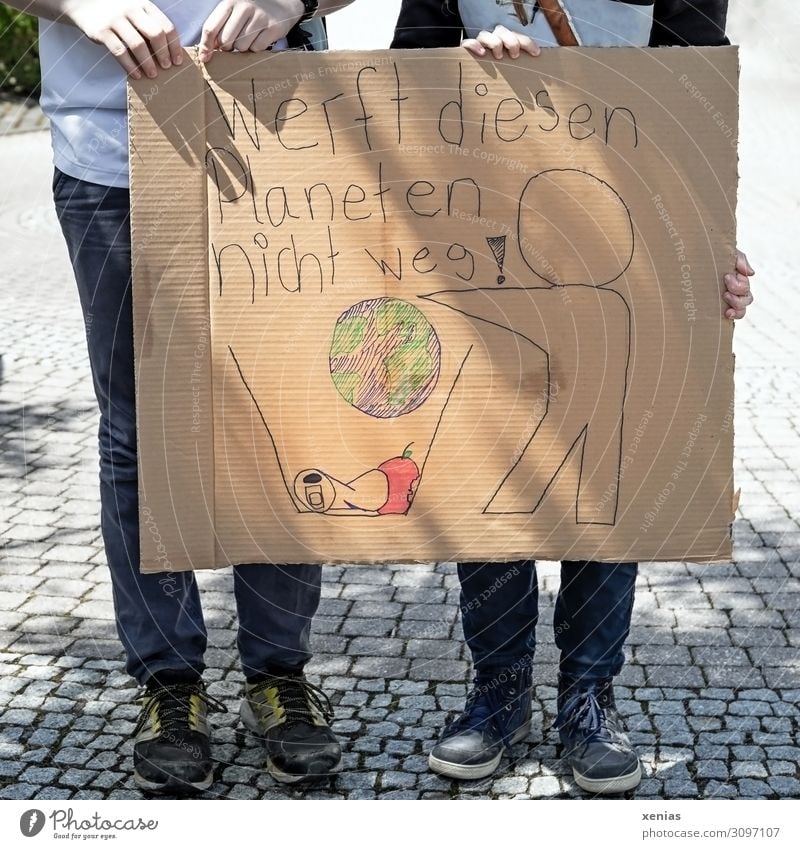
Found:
[554,560,638,681]
[458,560,538,673]
[233,564,322,678]
[52,169,207,685]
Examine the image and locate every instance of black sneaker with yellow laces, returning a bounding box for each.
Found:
[240,671,342,785]
[133,670,227,795]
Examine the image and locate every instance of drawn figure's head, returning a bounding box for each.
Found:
[517,169,634,288]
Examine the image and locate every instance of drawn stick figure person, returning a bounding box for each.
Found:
[420,168,633,524]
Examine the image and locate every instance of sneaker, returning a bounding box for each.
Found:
[428,666,532,780]
[553,674,642,795]
[133,672,227,795]
[240,672,342,784]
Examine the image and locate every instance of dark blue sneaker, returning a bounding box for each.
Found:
[428,666,532,780]
[553,675,642,794]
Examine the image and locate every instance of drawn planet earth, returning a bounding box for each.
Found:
[329,297,441,418]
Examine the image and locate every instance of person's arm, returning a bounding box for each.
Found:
[4,1,354,80]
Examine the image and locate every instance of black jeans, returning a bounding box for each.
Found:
[52,168,322,685]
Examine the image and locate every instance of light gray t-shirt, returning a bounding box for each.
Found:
[458,0,654,47]
[39,1,326,188]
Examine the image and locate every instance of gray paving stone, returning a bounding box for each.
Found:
[351,657,410,678]
[695,760,729,780]
[338,618,393,637]
[348,637,403,657]
[0,783,40,799]
[737,779,773,798]
[732,761,768,778]
[643,665,705,688]
[52,747,93,766]
[768,776,800,797]
[703,780,737,799]
[409,659,468,681]
[60,767,97,787]
[380,770,417,790]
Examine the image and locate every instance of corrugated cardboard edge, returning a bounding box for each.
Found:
[129,52,216,573]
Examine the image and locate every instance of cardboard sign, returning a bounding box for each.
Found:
[129,47,738,573]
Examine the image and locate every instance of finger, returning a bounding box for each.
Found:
[517,33,541,56]
[723,291,753,311]
[726,305,746,320]
[494,26,521,58]
[112,17,159,78]
[233,31,260,52]
[199,2,233,61]
[131,5,171,69]
[231,11,277,51]
[477,30,504,60]
[248,29,277,52]
[736,250,755,276]
[146,3,182,66]
[219,5,254,51]
[724,272,751,296]
[461,37,486,57]
[100,29,142,79]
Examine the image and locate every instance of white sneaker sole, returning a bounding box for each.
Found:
[428,720,532,781]
[572,761,643,795]
[133,769,214,794]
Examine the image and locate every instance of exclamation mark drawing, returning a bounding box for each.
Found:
[487,235,506,284]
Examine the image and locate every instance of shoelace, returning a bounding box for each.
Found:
[448,675,522,751]
[551,683,614,746]
[133,681,228,736]
[254,675,334,726]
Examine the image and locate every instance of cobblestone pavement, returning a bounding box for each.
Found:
[0,4,798,801]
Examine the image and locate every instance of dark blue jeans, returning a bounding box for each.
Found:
[459,560,638,680]
[52,167,321,685]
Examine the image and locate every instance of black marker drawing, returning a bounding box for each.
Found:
[228,333,472,516]
[486,235,507,284]
[420,169,633,524]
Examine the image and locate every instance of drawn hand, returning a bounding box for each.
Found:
[723,249,755,320]
[198,0,304,62]
[65,0,183,80]
[462,25,540,60]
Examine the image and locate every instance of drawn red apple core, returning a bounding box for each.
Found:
[377,443,420,515]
